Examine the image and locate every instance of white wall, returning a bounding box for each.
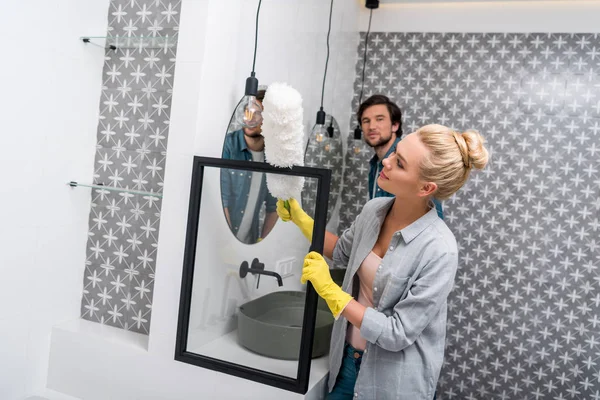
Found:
[0,0,110,399]
[42,1,361,399]
[360,0,600,32]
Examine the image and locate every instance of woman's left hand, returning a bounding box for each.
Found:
[302,252,353,318]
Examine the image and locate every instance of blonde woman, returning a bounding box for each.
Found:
[277,124,489,400]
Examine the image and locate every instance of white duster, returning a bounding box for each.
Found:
[261,82,305,200]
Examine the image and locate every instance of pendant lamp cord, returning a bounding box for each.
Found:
[357,8,373,106]
[320,0,334,109]
[252,0,262,74]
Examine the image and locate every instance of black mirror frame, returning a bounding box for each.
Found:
[175,156,331,394]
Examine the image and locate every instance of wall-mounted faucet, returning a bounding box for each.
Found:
[239,258,283,288]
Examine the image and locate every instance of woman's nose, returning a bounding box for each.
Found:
[382,157,391,169]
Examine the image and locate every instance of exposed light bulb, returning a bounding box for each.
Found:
[312,123,328,144]
[311,108,329,151]
[236,73,262,128]
[239,95,263,128]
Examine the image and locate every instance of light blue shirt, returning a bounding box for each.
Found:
[220,129,277,242]
[330,197,458,399]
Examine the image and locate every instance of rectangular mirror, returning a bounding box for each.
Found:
[175,156,331,394]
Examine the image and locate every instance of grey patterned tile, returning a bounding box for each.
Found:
[343,31,600,399]
[81,0,181,334]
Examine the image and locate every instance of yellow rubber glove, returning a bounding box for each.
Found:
[302,252,353,318]
[276,198,314,242]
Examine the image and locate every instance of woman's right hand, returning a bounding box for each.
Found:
[276,198,314,242]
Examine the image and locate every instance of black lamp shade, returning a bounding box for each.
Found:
[244,73,259,96]
[365,0,379,9]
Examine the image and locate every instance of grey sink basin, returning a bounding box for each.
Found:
[237,291,334,360]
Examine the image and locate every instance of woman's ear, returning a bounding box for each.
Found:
[419,181,437,197]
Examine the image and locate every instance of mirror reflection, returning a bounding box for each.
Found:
[221,89,279,244]
[187,166,333,378]
[302,114,343,234]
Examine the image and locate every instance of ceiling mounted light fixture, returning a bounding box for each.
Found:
[352,0,377,155]
[236,0,264,129]
[309,0,335,152]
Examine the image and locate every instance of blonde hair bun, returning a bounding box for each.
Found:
[416,124,490,200]
[459,130,489,170]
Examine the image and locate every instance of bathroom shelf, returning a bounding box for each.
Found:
[68,181,163,198]
[80,35,176,50]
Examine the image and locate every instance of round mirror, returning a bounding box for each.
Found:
[302,114,343,234]
[220,88,279,245]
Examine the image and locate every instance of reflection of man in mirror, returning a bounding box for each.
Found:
[358,94,444,219]
[221,89,279,243]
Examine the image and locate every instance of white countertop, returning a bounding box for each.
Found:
[190,329,330,395]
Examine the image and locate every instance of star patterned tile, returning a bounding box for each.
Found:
[80,0,181,335]
[341,32,600,399]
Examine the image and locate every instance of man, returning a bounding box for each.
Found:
[358,94,444,219]
[221,89,278,243]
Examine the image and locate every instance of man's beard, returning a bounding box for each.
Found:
[244,131,263,139]
[365,132,393,149]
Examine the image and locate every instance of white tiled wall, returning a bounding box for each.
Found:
[0,0,110,398]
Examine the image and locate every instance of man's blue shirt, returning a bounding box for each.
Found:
[221,129,277,242]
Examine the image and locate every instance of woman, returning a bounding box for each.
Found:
[277,124,489,399]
